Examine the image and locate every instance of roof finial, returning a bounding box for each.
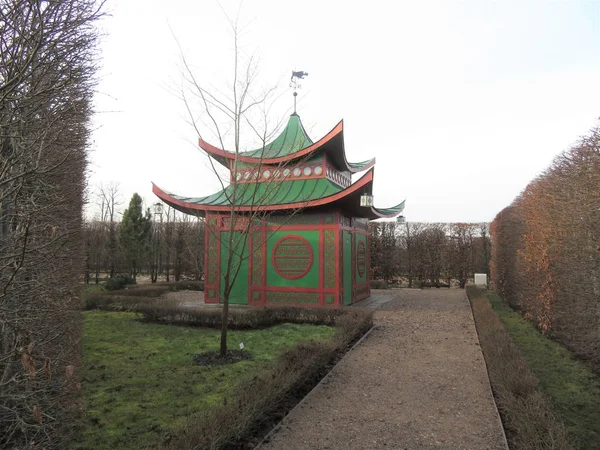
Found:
[290,70,308,115]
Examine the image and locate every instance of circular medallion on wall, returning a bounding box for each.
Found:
[303,166,312,176]
[283,168,291,177]
[263,169,271,179]
[314,166,323,175]
[243,171,251,180]
[293,167,301,177]
[357,240,366,277]
[272,235,314,280]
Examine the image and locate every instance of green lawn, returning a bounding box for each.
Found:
[487,292,600,449]
[77,311,334,450]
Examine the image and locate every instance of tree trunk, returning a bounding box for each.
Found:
[220,293,230,357]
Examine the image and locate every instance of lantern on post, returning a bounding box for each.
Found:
[152,202,164,282]
[360,193,374,207]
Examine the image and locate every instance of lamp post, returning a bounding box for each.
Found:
[360,193,374,207]
[153,202,164,282]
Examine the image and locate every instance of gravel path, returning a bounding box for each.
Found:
[260,289,507,450]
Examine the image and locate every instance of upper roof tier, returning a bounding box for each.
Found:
[199,114,375,173]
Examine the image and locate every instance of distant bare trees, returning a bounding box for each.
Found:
[0,0,103,446]
[98,182,121,278]
[83,197,205,283]
[369,222,399,282]
[370,222,491,288]
[491,124,600,372]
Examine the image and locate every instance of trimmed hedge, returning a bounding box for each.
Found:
[83,295,172,311]
[84,281,204,310]
[135,304,349,330]
[466,286,573,449]
[370,280,388,289]
[154,280,204,291]
[490,126,600,372]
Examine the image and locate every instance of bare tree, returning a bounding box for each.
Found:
[173,212,189,281]
[83,216,106,284]
[447,223,475,288]
[0,1,103,446]
[174,9,318,357]
[97,182,121,278]
[369,221,399,283]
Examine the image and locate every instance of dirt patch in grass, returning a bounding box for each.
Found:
[467,286,575,449]
[192,349,252,366]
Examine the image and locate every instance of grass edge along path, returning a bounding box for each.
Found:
[484,289,600,449]
[466,286,573,450]
[77,311,336,450]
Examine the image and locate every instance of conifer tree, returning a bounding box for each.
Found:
[119,193,152,280]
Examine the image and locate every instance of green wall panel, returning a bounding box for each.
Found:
[220,231,249,304]
[266,230,320,288]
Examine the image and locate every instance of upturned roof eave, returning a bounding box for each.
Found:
[152,169,373,214]
[198,122,376,175]
[153,169,405,221]
[198,119,343,166]
[369,200,406,219]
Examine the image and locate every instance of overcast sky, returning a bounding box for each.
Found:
[89,0,600,222]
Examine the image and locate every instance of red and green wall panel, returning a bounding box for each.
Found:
[204,212,370,307]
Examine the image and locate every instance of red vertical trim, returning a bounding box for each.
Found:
[204,215,210,298]
[351,231,356,303]
[319,225,324,305]
[216,216,221,302]
[262,219,267,305]
[334,228,340,306]
[248,231,253,305]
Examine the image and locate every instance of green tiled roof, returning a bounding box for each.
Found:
[169,178,343,208]
[372,200,406,217]
[239,114,313,159]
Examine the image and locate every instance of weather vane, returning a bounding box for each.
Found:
[290,70,308,114]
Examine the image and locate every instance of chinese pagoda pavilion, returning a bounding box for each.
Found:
[152,113,405,307]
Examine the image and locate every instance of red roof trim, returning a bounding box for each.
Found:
[152,169,374,213]
[198,120,344,166]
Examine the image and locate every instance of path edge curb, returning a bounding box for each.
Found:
[254,324,377,450]
[463,288,510,450]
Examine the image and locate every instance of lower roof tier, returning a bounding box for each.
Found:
[153,168,405,220]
